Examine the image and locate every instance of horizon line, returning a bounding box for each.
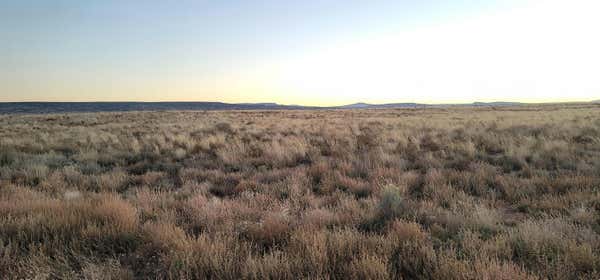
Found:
[0,99,598,107]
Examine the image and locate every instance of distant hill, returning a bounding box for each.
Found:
[337,102,373,109]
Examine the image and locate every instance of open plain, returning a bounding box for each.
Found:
[1,104,599,279]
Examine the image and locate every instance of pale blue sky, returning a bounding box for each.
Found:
[1,0,598,104]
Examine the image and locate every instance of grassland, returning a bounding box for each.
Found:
[1,104,599,279]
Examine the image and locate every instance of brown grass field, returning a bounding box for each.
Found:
[1,104,599,279]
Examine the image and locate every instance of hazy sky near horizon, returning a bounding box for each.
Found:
[1,0,599,105]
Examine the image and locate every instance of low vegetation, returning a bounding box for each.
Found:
[1,104,599,279]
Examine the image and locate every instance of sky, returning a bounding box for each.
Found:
[1,0,599,105]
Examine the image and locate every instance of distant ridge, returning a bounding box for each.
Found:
[334,101,523,109]
[1,100,592,114]
[337,102,423,109]
[0,102,313,114]
[472,101,523,106]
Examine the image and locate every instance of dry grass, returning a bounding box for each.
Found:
[0,104,599,279]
